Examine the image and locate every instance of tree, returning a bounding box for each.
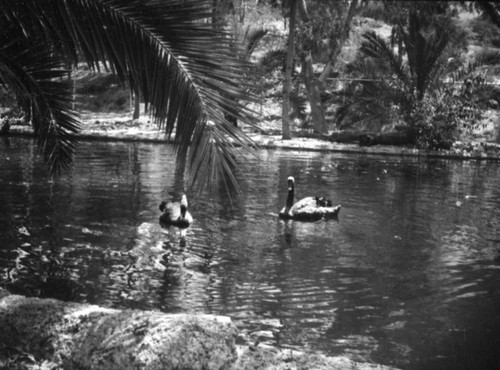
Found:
[296,0,364,135]
[336,4,480,148]
[0,0,258,191]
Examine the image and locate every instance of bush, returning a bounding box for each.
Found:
[409,81,483,150]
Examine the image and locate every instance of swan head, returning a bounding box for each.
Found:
[287,176,295,191]
[180,194,188,207]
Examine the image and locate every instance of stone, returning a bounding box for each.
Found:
[0,289,237,370]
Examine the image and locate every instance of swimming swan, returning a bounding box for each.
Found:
[159,194,193,237]
[279,176,341,221]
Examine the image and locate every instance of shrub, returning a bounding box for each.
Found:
[409,80,483,150]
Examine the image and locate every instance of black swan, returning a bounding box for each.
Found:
[159,194,193,237]
[279,176,341,221]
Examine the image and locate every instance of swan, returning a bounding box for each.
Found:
[279,176,341,221]
[159,194,193,237]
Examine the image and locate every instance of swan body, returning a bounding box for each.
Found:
[279,176,341,221]
[159,194,193,237]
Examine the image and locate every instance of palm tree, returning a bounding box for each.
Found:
[336,8,461,141]
[0,0,258,191]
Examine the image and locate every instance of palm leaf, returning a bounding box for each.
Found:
[0,0,259,191]
[0,29,80,172]
[244,27,269,58]
[258,49,287,72]
[359,31,411,90]
[336,78,406,130]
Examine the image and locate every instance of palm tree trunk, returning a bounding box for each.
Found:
[282,0,297,140]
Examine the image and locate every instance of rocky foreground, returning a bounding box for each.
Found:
[0,289,398,370]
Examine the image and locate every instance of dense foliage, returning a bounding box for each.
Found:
[336,2,495,149]
[2,0,500,186]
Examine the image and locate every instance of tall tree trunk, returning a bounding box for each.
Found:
[282,0,297,140]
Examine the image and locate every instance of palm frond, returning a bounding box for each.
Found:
[474,48,500,66]
[0,0,259,191]
[258,49,287,72]
[244,27,269,57]
[0,30,80,172]
[447,49,497,95]
[188,118,252,196]
[360,31,410,89]
[336,76,408,130]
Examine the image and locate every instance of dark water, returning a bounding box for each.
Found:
[1,137,500,369]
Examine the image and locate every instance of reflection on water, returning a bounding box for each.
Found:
[1,138,500,369]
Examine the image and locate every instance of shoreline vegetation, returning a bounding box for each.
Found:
[5,114,500,161]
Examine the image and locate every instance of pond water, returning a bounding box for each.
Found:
[1,137,500,369]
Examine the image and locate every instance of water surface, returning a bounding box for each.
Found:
[1,137,500,369]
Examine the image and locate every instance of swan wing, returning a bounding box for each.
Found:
[159,201,181,225]
[290,198,341,221]
[290,197,317,213]
[165,201,181,216]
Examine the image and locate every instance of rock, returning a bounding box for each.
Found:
[0,289,237,370]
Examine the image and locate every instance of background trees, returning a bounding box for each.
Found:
[295,0,364,135]
[335,1,497,148]
[2,0,500,190]
[337,5,468,146]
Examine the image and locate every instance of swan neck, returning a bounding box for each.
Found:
[286,186,294,211]
[180,204,187,217]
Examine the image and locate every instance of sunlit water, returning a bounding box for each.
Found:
[1,137,500,369]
